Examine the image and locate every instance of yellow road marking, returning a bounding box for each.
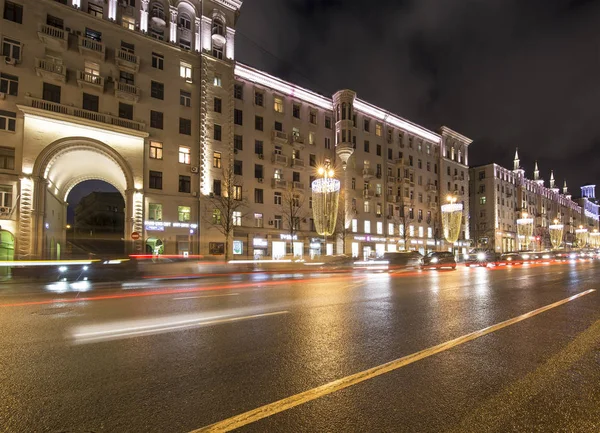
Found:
[191,289,596,432]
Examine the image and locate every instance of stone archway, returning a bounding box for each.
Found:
[18,138,143,259]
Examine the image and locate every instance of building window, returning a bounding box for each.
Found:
[180,90,191,107]
[309,110,317,124]
[4,1,23,24]
[234,160,243,175]
[0,73,18,96]
[254,188,263,203]
[364,220,371,234]
[0,111,16,132]
[178,206,191,222]
[480,196,486,205]
[324,137,331,150]
[324,116,331,129]
[254,91,264,106]
[255,140,263,155]
[375,124,382,136]
[122,16,135,30]
[149,141,163,159]
[363,119,370,132]
[2,37,21,61]
[274,192,282,205]
[212,209,221,225]
[293,104,300,119]
[213,74,222,87]
[274,121,283,132]
[149,171,162,189]
[254,164,263,179]
[179,175,191,193]
[213,151,222,168]
[212,45,223,60]
[274,97,284,113]
[151,81,164,99]
[364,201,370,213]
[255,116,263,131]
[42,82,61,103]
[254,213,264,228]
[119,71,134,85]
[234,135,243,151]
[214,97,222,113]
[274,215,282,229]
[179,62,192,82]
[309,154,316,167]
[234,83,243,99]
[233,185,242,201]
[178,146,191,164]
[376,144,381,156]
[151,52,164,70]
[179,118,191,135]
[233,211,242,226]
[150,111,163,129]
[234,109,243,125]
[148,203,162,221]
[82,93,99,112]
[0,147,15,169]
[213,124,222,141]
[210,179,221,197]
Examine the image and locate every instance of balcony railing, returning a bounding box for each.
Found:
[387,176,396,184]
[26,96,146,132]
[115,81,141,102]
[387,195,398,203]
[426,184,437,192]
[116,49,140,72]
[38,24,69,51]
[363,168,374,178]
[291,158,305,168]
[271,178,288,189]
[293,181,305,190]
[271,153,288,166]
[35,58,66,82]
[78,35,106,60]
[77,70,104,91]
[272,130,288,143]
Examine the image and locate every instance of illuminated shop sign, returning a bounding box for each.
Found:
[253,238,268,248]
[144,221,198,229]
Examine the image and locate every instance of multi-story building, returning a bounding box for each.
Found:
[0,0,471,261]
[469,150,598,252]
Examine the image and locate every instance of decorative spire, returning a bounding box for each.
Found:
[550,170,555,189]
[513,148,520,171]
[563,180,568,195]
[534,161,539,180]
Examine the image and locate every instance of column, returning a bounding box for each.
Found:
[169,6,178,43]
[140,0,149,33]
[108,0,117,20]
[226,28,235,60]
[194,17,202,51]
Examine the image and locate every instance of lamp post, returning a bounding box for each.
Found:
[516,212,534,251]
[311,165,340,256]
[441,194,463,256]
[575,225,588,248]
[549,218,564,250]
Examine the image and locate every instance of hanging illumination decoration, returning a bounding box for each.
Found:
[441,195,463,244]
[549,219,563,249]
[311,167,340,236]
[575,225,588,248]
[589,229,600,248]
[516,213,534,250]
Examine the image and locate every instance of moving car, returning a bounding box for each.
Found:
[422,251,457,270]
[465,249,498,267]
[498,252,524,266]
[382,251,423,271]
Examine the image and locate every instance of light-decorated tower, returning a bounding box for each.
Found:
[333,90,356,170]
[549,170,559,194]
[533,161,544,186]
[513,148,525,178]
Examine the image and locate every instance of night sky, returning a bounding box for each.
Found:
[235,0,600,196]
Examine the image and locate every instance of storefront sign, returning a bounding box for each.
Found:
[233,240,243,255]
[145,225,164,232]
[253,238,268,248]
[309,243,321,249]
[353,235,387,242]
[280,234,298,241]
[144,221,198,229]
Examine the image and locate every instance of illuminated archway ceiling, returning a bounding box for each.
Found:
[45,148,128,201]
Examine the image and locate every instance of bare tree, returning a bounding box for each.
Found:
[203,165,248,260]
[279,183,310,255]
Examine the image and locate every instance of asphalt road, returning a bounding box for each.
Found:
[0,260,599,432]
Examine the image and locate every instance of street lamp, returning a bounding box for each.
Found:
[575,225,588,248]
[516,212,534,251]
[312,165,340,240]
[441,195,463,253]
[549,218,564,250]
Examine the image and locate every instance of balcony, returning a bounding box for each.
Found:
[38,24,69,52]
[151,8,167,27]
[77,70,104,92]
[271,153,288,166]
[290,134,305,150]
[291,158,305,170]
[271,178,288,189]
[429,202,438,209]
[394,158,405,166]
[387,195,398,203]
[20,96,147,135]
[272,130,288,144]
[35,58,66,83]
[363,189,371,199]
[363,168,374,179]
[115,49,140,73]
[114,81,141,103]
[78,35,105,61]
[387,176,396,184]
[401,197,412,206]
[293,181,305,190]
[426,184,437,193]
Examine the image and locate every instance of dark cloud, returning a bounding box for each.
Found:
[236,0,600,194]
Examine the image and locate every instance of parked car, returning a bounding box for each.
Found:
[422,251,457,270]
[382,251,423,271]
[465,249,498,267]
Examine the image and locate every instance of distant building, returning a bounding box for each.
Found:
[469,150,599,252]
[74,192,124,237]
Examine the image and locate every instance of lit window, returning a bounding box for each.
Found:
[213,74,222,87]
[122,16,135,30]
[233,185,242,201]
[308,132,315,145]
[375,124,382,137]
[274,97,284,113]
[233,211,242,226]
[364,201,370,213]
[180,62,192,82]
[148,203,163,221]
[149,141,163,159]
[213,151,221,168]
[352,219,358,233]
[409,225,415,236]
[377,221,383,234]
[178,206,191,222]
[418,226,424,238]
[364,220,371,234]
[388,223,394,235]
[178,146,190,164]
[212,209,221,224]
[480,196,486,205]
[254,213,263,228]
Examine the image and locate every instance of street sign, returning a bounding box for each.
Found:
[131,232,140,240]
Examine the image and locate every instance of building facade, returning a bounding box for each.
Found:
[469,151,599,253]
[0,0,471,261]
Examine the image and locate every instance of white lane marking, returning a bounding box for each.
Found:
[72,310,289,343]
[173,293,240,300]
[191,289,596,433]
